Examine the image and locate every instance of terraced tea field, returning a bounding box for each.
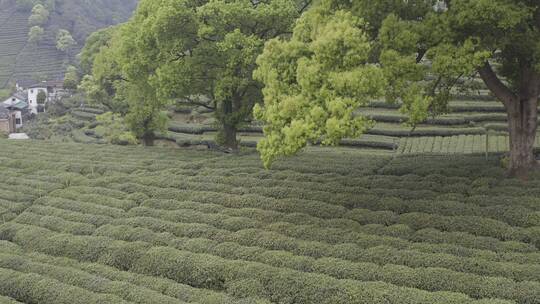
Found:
[0,7,68,88]
[0,140,539,304]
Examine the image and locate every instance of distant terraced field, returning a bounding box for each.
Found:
[0,7,67,88]
[148,91,539,154]
[0,0,139,89]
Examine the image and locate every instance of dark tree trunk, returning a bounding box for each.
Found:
[479,63,539,177]
[222,122,238,151]
[220,99,238,151]
[507,96,538,177]
[142,132,155,147]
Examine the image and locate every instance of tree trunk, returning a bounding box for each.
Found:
[478,63,539,177]
[142,132,155,147]
[222,122,238,151]
[220,99,238,151]
[507,96,538,177]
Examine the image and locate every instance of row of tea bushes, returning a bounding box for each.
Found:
[0,224,518,304]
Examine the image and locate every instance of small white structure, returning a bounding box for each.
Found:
[8,133,29,140]
[27,80,64,114]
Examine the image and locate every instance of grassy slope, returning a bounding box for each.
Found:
[0,140,538,304]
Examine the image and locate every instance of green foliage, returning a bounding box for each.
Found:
[254,7,387,167]
[56,29,77,52]
[27,25,44,43]
[78,27,129,114]
[110,0,307,149]
[95,112,138,145]
[63,65,79,91]
[78,27,115,75]
[255,0,540,170]
[36,90,46,104]
[80,23,168,144]
[27,3,49,26]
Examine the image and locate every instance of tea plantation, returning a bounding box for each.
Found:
[0,139,539,304]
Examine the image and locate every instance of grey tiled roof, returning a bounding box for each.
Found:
[0,104,10,119]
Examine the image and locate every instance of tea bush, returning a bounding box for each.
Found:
[0,140,538,304]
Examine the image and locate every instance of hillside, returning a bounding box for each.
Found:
[0,140,538,304]
[0,0,138,88]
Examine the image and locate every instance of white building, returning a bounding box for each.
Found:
[27,80,64,114]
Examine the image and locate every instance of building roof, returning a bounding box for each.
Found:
[5,100,28,110]
[3,94,28,110]
[12,92,27,101]
[0,104,10,119]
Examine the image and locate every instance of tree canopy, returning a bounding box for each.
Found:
[254,7,386,167]
[56,29,77,52]
[83,0,310,149]
[255,0,540,174]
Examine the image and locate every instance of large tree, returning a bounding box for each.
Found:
[80,24,167,146]
[256,0,540,175]
[124,0,310,151]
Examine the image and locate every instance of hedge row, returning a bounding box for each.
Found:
[0,252,192,304]
[107,181,537,253]
[104,181,537,246]
[50,188,138,211]
[178,169,540,210]
[134,199,538,256]
[0,242,256,304]
[0,199,29,215]
[168,123,263,135]
[14,212,96,235]
[0,175,62,193]
[95,222,540,302]
[110,214,540,282]
[0,295,21,304]
[367,127,486,137]
[34,180,540,258]
[93,172,539,229]
[28,205,114,227]
[35,196,127,219]
[33,193,539,266]
[0,268,131,304]
[0,189,33,203]
[0,224,516,304]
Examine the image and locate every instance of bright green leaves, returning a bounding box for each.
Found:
[378,14,420,55]
[451,0,533,32]
[429,39,491,80]
[255,9,386,167]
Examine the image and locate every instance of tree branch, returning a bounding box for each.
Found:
[178,97,215,110]
[477,62,517,106]
[416,49,426,63]
[298,0,312,14]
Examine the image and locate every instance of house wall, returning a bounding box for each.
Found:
[28,87,47,114]
[0,119,10,134]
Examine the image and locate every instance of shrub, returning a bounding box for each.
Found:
[0,268,130,304]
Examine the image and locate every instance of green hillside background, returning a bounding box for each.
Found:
[0,0,138,89]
